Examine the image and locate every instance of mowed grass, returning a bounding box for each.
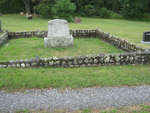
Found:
[0,37,123,61]
[0,65,150,90]
[0,14,150,48]
[0,14,150,90]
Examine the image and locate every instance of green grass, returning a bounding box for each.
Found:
[0,65,150,90]
[0,14,150,48]
[0,14,150,90]
[0,37,123,61]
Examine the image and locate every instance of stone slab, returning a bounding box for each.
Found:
[44,19,73,48]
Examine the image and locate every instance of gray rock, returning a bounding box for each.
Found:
[1,85,150,113]
[21,63,25,68]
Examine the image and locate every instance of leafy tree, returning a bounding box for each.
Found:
[121,0,149,19]
[34,0,56,18]
[0,0,24,13]
[53,0,76,22]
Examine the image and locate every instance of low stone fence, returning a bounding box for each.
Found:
[0,29,149,68]
[96,29,145,52]
[8,30,97,39]
[0,52,150,68]
[0,32,8,46]
[8,29,147,52]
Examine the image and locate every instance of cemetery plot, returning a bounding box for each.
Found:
[0,37,123,62]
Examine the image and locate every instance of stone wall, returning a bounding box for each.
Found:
[8,29,147,52]
[96,29,145,52]
[8,30,97,39]
[0,52,150,68]
[0,32,8,46]
[0,29,149,68]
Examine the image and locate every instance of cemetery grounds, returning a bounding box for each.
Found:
[0,14,150,91]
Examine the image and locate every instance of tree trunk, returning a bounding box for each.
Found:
[23,0,32,14]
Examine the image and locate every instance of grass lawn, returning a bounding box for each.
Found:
[0,14,150,48]
[0,14,150,90]
[0,65,150,90]
[0,37,123,62]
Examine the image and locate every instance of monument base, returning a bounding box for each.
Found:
[141,41,150,44]
[44,35,73,48]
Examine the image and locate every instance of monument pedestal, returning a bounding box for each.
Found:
[44,19,73,48]
[44,35,73,48]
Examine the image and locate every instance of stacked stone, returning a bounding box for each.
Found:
[96,29,145,52]
[0,51,150,68]
[0,32,8,46]
[8,30,97,39]
[8,31,47,39]
[70,30,96,38]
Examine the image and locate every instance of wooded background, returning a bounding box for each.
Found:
[0,0,150,20]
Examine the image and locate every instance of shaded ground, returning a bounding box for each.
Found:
[0,85,150,113]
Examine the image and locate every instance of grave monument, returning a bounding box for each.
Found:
[141,31,150,44]
[44,19,73,48]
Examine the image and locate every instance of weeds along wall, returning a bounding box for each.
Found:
[0,29,150,68]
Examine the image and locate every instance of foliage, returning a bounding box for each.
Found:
[52,0,76,22]
[34,0,55,18]
[97,8,111,18]
[121,0,149,19]
[0,0,24,13]
[80,4,96,16]
[1,0,150,20]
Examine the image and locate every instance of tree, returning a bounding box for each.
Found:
[121,0,149,19]
[23,0,32,14]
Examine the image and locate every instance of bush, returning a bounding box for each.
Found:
[121,0,147,19]
[53,0,76,22]
[97,8,111,18]
[109,11,123,19]
[81,4,96,16]
[34,0,55,18]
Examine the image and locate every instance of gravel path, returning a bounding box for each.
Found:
[0,85,150,113]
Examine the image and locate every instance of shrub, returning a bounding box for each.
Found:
[34,0,55,18]
[109,11,123,19]
[97,8,111,18]
[121,0,148,19]
[53,0,76,22]
[81,4,96,16]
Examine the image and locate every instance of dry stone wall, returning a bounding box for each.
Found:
[0,52,150,68]
[0,32,8,46]
[8,30,97,39]
[96,29,146,52]
[0,29,149,68]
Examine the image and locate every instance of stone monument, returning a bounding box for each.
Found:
[44,19,73,48]
[141,31,150,44]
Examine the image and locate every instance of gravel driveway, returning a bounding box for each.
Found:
[0,85,150,113]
